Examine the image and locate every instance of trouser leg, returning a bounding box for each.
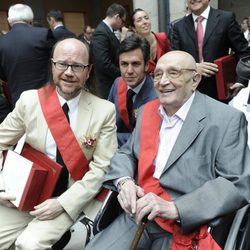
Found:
[0,205,32,249]
[86,212,173,250]
[15,211,73,250]
[86,213,139,250]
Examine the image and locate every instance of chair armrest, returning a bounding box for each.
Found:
[93,190,123,235]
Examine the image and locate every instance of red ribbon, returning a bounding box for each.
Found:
[117,78,132,132]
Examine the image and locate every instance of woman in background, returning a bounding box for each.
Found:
[131,8,170,75]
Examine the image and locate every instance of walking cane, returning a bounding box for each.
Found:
[130,216,148,250]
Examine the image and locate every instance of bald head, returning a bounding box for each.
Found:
[158,50,197,70]
[53,38,89,64]
[153,50,201,116]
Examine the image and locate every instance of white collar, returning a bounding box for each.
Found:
[158,92,196,121]
[54,24,64,30]
[102,20,113,32]
[192,5,210,21]
[57,90,81,114]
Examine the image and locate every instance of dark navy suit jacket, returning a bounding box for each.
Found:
[108,75,157,147]
[52,26,76,41]
[90,21,121,99]
[0,23,55,105]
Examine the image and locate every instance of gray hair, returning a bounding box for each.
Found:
[8,4,34,26]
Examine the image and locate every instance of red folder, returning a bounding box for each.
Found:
[21,144,62,204]
[17,157,48,211]
[3,144,62,211]
[214,55,236,100]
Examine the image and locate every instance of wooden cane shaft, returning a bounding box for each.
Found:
[130,223,146,250]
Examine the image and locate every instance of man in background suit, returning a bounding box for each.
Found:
[78,25,93,50]
[0,95,11,123]
[0,38,117,249]
[241,17,250,46]
[172,0,250,100]
[0,3,55,107]
[108,34,157,147]
[90,3,127,99]
[86,51,250,249]
[47,9,76,41]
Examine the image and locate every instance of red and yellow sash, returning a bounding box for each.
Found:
[117,78,133,132]
[138,99,221,250]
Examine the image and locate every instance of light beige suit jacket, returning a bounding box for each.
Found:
[0,87,118,221]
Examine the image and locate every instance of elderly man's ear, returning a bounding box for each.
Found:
[192,72,202,90]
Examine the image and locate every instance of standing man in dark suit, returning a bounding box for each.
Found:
[90,3,127,99]
[0,3,55,107]
[172,0,250,100]
[108,35,157,147]
[47,9,76,41]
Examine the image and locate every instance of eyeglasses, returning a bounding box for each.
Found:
[51,59,89,72]
[154,68,196,81]
[120,16,126,25]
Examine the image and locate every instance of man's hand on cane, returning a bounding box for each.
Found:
[117,179,144,216]
[136,192,179,224]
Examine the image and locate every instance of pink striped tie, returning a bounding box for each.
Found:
[196,16,204,63]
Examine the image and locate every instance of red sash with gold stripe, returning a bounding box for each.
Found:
[38,85,88,181]
[117,78,132,132]
[138,99,221,250]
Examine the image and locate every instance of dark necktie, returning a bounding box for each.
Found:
[53,103,70,197]
[126,89,136,127]
[196,16,204,63]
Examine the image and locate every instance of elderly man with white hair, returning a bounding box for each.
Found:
[0,3,55,108]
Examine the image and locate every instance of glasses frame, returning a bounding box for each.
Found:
[154,68,197,80]
[119,15,126,25]
[51,59,89,73]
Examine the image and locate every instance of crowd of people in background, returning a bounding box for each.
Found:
[1,2,250,107]
[0,1,250,249]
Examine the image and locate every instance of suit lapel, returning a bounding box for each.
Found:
[75,90,93,141]
[134,76,153,106]
[163,92,206,172]
[184,15,197,45]
[203,8,220,47]
[101,21,120,47]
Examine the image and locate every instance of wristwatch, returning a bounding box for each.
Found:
[117,178,134,192]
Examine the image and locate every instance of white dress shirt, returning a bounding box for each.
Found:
[192,5,210,36]
[244,29,250,46]
[153,93,195,178]
[45,91,81,161]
